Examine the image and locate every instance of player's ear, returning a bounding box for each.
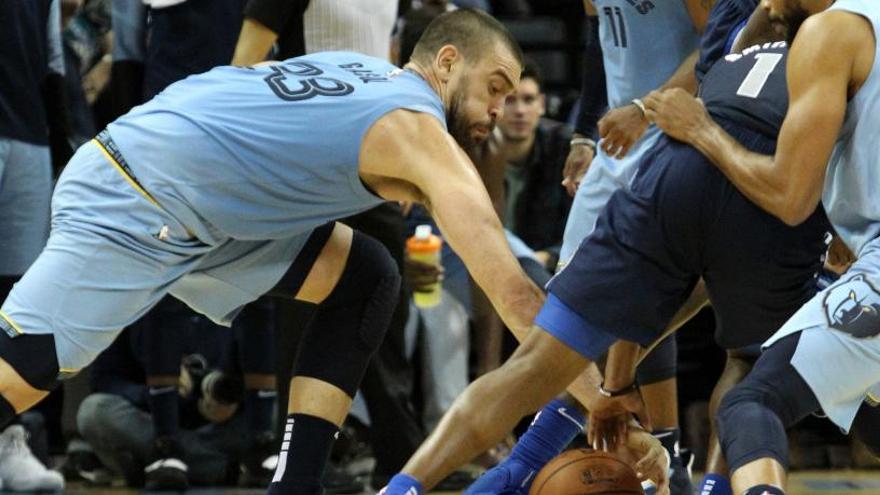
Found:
[434,44,460,82]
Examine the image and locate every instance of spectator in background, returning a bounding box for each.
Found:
[0,0,69,491]
[75,308,254,488]
[60,0,112,146]
[479,64,572,277]
[102,1,278,490]
[109,0,248,111]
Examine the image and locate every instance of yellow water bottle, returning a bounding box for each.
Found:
[407,225,443,308]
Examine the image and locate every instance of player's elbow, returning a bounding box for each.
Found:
[777,200,816,227]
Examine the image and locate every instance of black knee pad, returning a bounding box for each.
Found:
[717,333,823,473]
[0,330,60,428]
[717,382,791,472]
[0,330,60,391]
[636,335,677,385]
[293,231,401,397]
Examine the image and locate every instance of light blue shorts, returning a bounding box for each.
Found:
[764,236,880,431]
[558,126,662,266]
[0,138,52,275]
[0,142,311,374]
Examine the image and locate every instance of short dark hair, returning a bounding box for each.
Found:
[399,4,447,65]
[411,9,524,69]
[520,61,542,90]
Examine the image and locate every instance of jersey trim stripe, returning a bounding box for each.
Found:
[91,138,162,209]
[0,311,23,336]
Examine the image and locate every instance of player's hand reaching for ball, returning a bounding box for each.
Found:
[644,88,711,144]
[598,104,649,159]
[615,426,670,495]
[587,385,652,451]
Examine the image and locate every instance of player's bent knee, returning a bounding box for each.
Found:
[293,231,401,397]
[716,384,790,472]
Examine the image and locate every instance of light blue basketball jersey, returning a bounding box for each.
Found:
[107,52,446,242]
[823,0,880,257]
[593,0,701,108]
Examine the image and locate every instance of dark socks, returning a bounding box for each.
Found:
[268,413,339,495]
[511,398,586,470]
[148,386,179,439]
[699,473,733,495]
[244,388,276,435]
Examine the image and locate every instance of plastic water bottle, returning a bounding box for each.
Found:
[406,225,443,308]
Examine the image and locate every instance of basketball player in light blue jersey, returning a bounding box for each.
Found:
[561,0,704,262]
[624,1,880,494]
[0,10,565,495]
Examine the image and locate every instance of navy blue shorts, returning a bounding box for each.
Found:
[539,119,829,358]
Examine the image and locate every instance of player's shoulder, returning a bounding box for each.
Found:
[794,9,874,54]
[363,109,451,164]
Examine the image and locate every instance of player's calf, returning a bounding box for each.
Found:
[269,230,401,495]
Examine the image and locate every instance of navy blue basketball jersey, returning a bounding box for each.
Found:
[700,41,788,137]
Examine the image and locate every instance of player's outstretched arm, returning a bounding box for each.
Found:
[360,109,544,338]
[645,11,869,226]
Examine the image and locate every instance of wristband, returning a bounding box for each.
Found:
[570,137,597,151]
[599,380,639,398]
[631,98,647,118]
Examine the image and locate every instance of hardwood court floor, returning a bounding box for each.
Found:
[53,471,880,495]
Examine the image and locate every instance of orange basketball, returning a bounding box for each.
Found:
[529,449,644,495]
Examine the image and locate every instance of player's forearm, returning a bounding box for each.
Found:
[430,194,544,337]
[604,341,640,390]
[690,122,800,224]
[231,18,278,66]
[564,362,607,412]
[575,14,606,137]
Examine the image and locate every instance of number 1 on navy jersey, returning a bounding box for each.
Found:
[736,53,784,98]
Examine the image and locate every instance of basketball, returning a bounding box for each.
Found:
[528,449,644,495]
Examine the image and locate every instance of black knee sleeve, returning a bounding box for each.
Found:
[716,334,820,473]
[292,231,401,397]
[0,330,60,391]
[717,384,791,472]
[636,334,677,385]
